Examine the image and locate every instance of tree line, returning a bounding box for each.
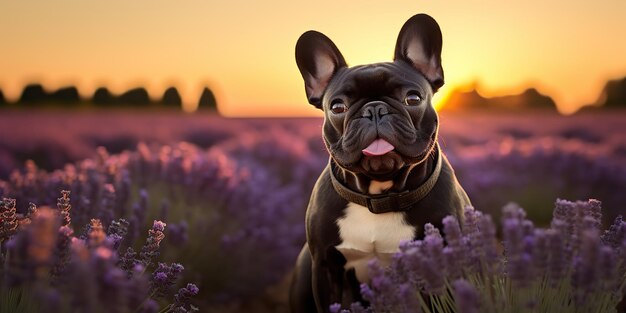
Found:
[0,84,217,111]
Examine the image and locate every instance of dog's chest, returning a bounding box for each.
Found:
[335,199,416,283]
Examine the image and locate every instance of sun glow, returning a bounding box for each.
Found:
[1,0,625,116]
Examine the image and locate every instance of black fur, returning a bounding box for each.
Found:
[290,14,471,312]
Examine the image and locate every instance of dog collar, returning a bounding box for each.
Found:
[330,143,442,214]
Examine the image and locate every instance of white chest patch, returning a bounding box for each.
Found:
[335,202,416,283]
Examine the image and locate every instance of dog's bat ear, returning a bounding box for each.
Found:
[394,14,444,92]
[296,31,347,109]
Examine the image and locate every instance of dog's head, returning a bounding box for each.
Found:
[295,14,444,180]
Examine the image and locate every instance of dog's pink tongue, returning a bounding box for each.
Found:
[362,138,395,156]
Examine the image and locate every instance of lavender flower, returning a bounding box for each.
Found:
[356,199,626,313]
[87,218,106,248]
[167,220,189,246]
[5,207,60,286]
[420,242,446,294]
[0,197,18,241]
[17,202,39,228]
[107,218,130,250]
[139,299,159,313]
[329,303,342,313]
[150,262,185,298]
[598,245,617,292]
[171,283,200,313]
[602,215,625,249]
[531,229,549,277]
[453,279,480,313]
[476,214,499,272]
[570,230,601,305]
[348,302,370,313]
[442,216,465,279]
[139,220,166,267]
[97,183,116,227]
[56,190,71,227]
[119,247,138,275]
[545,228,567,286]
[50,225,74,282]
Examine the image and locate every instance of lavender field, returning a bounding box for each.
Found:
[1,110,626,312]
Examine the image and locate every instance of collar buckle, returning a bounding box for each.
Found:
[366,190,411,214]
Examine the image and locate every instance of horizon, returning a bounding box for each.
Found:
[1,0,626,116]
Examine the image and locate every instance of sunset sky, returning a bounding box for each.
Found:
[1,0,626,116]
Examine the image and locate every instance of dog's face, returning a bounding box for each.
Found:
[295,14,444,180]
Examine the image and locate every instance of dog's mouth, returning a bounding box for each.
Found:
[362,138,395,156]
[359,138,404,178]
[356,136,436,179]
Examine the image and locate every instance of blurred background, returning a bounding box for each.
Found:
[1,0,626,312]
[2,0,626,115]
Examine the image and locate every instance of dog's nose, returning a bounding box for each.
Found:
[361,101,389,121]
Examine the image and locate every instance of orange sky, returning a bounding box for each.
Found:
[1,0,626,116]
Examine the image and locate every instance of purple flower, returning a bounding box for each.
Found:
[532,229,549,277]
[598,246,617,291]
[119,247,138,275]
[139,220,166,267]
[571,230,601,305]
[56,190,71,227]
[107,218,129,240]
[545,228,567,286]
[97,183,116,226]
[508,252,533,288]
[172,283,200,313]
[87,219,106,248]
[360,283,375,302]
[329,303,342,313]
[152,220,166,232]
[411,249,445,295]
[502,219,524,256]
[477,214,499,273]
[154,272,168,283]
[601,215,625,249]
[348,302,370,313]
[50,225,74,282]
[442,215,462,247]
[27,201,38,218]
[150,262,185,298]
[453,279,480,313]
[139,299,159,313]
[5,207,60,286]
[167,220,189,246]
[1,197,18,240]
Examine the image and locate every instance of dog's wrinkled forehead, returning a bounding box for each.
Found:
[324,62,432,104]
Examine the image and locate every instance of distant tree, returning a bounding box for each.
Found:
[516,88,556,109]
[197,87,217,111]
[489,88,557,110]
[441,87,557,112]
[162,87,182,108]
[118,87,151,106]
[49,86,81,105]
[93,87,115,105]
[0,89,5,106]
[441,88,487,111]
[596,77,626,108]
[19,84,47,105]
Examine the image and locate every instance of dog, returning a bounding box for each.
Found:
[289,14,471,313]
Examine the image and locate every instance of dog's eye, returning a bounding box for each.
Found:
[404,93,422,106]
[330,100,347,114]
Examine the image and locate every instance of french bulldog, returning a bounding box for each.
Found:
[289,14,471,313]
